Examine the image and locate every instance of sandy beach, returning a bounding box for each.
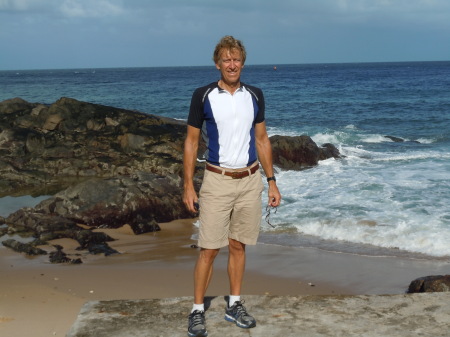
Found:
[1,219,449,337]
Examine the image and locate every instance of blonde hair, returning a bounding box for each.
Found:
[213,36,247,64]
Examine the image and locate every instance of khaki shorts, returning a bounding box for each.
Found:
[198,164,264,249]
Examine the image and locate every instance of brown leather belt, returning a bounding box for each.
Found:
[206,163,259,179]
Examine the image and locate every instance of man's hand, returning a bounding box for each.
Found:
[183,185,199,214]
[268,182,281,207]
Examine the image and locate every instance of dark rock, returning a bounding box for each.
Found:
[1,239,47,256]
[129,219,161,235]
[6,210,79,234]
[72,230,115,249]
[407,275,450,293]
[32,173,190,228]
[0,97,35,115]
[69,258,83,264]
[49,244,70,263]
[385,135,404,142]
[49,244,83,264]
[319,143,342,161]
[270,135,320,169]
[270,135,341,170]
[86,242,119,256]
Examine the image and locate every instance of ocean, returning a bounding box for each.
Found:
[1,62,449,259]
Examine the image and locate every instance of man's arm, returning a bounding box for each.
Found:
[255,121,281,207]
[183,125,201,213]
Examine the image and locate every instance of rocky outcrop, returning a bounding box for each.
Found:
[0,97,188,197]
[270,135,341,170]
[6,173,190,232]
[407,275,450,293]
[1,97,341,261]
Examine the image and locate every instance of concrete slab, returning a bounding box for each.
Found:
[66,294,450,337]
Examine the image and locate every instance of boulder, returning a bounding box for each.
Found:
[30,173,191,228]
[407,275,450,293]
[270,135,341,170]
[319,143,341,161]
[0,97,35,114]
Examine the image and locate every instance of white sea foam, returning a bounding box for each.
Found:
[361,134,391,143]
[264,150,450,257]
[311,133,341,145]
[371,151,450,162]
[415,138,435,144]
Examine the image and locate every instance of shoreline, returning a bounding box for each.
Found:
[1,219,449,337]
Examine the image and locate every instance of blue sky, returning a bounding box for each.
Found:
[1,0,449,70]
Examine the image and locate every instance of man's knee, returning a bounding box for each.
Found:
[198,248,220,263]
[229,238,246,254]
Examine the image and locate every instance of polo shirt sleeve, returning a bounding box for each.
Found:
[254,87,265,124]
[187,87,205,129]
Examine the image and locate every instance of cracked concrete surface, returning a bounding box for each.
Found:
[66,293,450,337]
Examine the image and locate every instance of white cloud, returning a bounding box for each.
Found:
[0,0,124,17]
[59,0,123,18]
[0,0,55,11]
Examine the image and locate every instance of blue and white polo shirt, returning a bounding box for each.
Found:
[188,82,265,169]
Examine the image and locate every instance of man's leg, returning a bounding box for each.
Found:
[194,248,219,304]
[188,248,219,337]
[225,238,256,329]
[227,238,246,296]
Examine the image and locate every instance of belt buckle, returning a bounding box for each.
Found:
[231,171,242,179]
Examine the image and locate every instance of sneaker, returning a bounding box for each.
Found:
[187,310,208,337]
[224,300,256,329]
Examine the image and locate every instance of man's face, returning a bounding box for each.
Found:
[215,48,244,86]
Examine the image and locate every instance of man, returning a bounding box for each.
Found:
[183,35,281,337]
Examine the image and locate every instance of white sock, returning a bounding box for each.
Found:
[229,295,240,307]
[192,303,204,313]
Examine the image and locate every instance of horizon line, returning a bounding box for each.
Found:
[1,59,449,72]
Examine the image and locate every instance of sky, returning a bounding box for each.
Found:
[0,0,449,70]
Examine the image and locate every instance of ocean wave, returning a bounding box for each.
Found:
[361,134,391,143]
[264,153,450,258]
[287,218,450,257]
[415,137,436,144]
[371,152,450,162]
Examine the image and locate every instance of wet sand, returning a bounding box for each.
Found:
[1,219,449,337]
